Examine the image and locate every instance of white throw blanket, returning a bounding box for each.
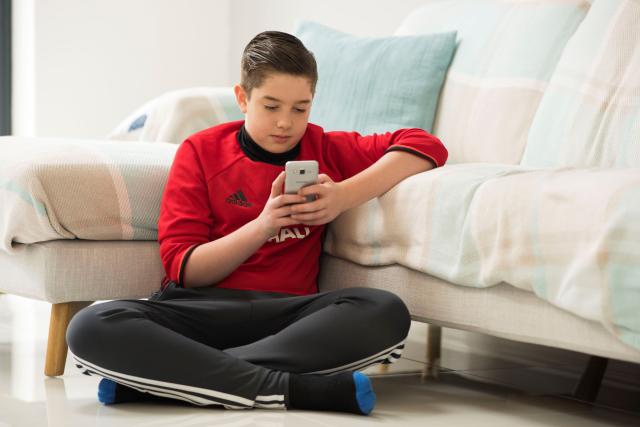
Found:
[325,163,640,352]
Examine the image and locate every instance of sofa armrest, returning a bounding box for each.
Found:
[107,86,243,144]
[0,136,177,254]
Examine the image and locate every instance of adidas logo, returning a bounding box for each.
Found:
[226,190,253,207]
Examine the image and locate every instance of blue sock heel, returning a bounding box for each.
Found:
[353,372,376,415]
[98,378,118,404]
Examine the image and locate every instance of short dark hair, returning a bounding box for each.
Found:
[240,31,318,98]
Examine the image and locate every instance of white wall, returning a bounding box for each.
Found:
[12,0,429,139]
[13,0,231,139]
[227,0,429,86]
[11,0,35,139]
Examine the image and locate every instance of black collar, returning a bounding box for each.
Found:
[236,125,300,166]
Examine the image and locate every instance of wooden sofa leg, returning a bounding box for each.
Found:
[422,324,442,381]
[45,301,93,377]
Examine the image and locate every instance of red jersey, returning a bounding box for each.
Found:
[158,120,448,295]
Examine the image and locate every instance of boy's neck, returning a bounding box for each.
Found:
[237,125,300,166]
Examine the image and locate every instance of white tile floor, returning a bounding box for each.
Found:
[1,294,639,427]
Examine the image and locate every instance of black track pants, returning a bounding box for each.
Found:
[66,283,411,410]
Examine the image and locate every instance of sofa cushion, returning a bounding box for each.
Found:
[324,163,640,351]
[294,20,457,135]
[395,0,590,164]
[521,0,640,168]
[107,87,243,144]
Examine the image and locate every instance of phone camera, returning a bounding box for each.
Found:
[300,169,306,175]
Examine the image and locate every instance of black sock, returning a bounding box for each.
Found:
[288,372,372,415]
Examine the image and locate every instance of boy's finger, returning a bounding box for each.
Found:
[274,203,309,219]
[273,206,296,219]
[299,184,325,197]
[280,218,301,228]
[274,194,306,207]
[291,209,327,222]
[290,198,323,213]
[317,174,332,183]
[270,172,286,198]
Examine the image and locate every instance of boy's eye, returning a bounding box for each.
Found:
[264,105,306,113]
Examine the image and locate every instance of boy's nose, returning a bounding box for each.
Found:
[277,116,292,129]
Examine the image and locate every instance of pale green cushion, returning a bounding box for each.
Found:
[294,21,456,135]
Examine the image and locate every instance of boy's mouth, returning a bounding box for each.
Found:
[271,135,291,141]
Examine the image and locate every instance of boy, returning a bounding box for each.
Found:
[67,31,447,416]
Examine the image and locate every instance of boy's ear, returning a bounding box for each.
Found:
[234,84,249,114]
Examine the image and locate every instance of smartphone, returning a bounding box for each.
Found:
[284,160,319,202]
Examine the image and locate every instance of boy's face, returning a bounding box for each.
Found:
[234,72,313,154]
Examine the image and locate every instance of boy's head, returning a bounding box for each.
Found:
[234,31,318,154]
[240,31,318,98]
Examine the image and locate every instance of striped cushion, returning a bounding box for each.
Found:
[521,0,640,168]
[0,137,177,252]
[395,0,590,164]
[107,87,243,144]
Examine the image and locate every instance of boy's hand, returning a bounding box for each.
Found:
[290,174,347,226]
[256,171,307,240]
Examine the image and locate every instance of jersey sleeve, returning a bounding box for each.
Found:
[323,128,448,180]
[157,139,212,286]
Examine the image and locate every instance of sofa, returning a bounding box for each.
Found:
[1,0,639,395]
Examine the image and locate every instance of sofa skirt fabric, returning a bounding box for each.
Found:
[318,254,640,364]
[0,240,163,303]
[2,238,638,364]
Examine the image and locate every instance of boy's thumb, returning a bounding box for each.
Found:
[270,171,285,197]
